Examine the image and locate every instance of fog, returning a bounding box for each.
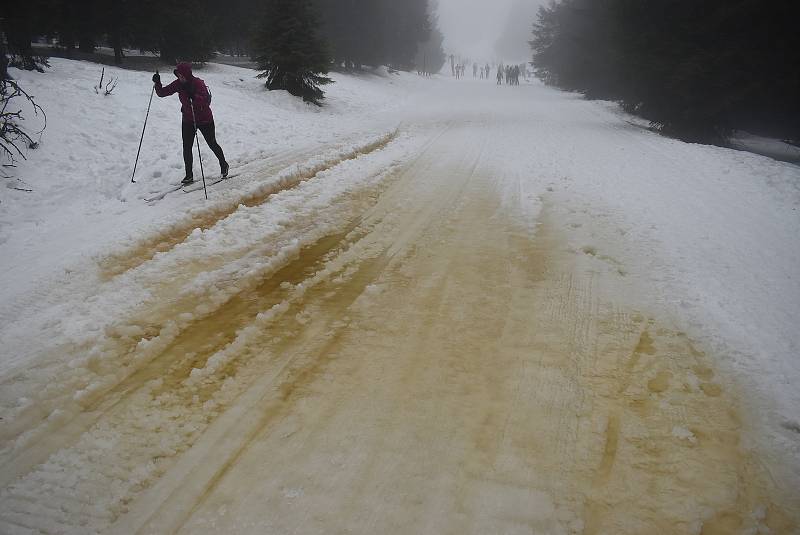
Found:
[437,0,545,62]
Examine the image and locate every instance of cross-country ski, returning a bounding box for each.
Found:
[144,183,185,203]
[182,173,239,193]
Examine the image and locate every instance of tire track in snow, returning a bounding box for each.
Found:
[0,225,358,487]
[0,235,384,535]
[3,136,428,528]
[98,131,399,280]
[109,123,490,534]
[4,132,412,440]
[529,202,797,534]
[0,125,452,476]
[0,124,452,534]
[173,192,793,534]
[0,188,398,534]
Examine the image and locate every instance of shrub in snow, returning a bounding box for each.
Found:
[93,67,117,96]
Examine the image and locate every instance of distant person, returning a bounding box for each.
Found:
[473,62,478,78]
[496,64,503,85]
[153,63,229,185]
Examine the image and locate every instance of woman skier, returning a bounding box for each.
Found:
[152,62,229,186]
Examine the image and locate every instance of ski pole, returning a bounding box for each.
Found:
[190,100,208,200]
[131,84,155,184]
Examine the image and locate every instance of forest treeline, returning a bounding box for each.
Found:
[530,0,800,143]
[0,0,445,74]
[0,0,446,157]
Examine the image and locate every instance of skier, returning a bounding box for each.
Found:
[152,62,229,186]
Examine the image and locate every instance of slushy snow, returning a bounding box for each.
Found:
[0,57,798,533]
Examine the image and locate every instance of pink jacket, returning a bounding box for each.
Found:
[155,62,214,125]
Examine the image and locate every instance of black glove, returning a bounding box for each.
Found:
[152,72,161,85]
[184,82,195,101]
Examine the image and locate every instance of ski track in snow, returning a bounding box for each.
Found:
[1,61,799,534]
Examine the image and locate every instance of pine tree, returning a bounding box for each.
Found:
[253,0,332,106]
[1,0,50,72]
[212,0,256,57]
[415,0,445,75]
[156,0,215,64]
[382,0,430,70]
[530,0,800,143]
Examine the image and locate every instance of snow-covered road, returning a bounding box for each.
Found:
[1,73,799,534]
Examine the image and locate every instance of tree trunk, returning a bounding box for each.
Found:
[79,37,95,54]
[111,26,123,65]
[0,40,9,80]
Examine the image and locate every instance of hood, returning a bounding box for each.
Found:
[174,62,193,79]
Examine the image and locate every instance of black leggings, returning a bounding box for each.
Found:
[182,122,226,176]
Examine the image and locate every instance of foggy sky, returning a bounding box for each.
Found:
[436,0,545,62]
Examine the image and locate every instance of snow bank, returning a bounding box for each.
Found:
[729,131,800,165]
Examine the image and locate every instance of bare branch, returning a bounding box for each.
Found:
[0,79,47,170]
[93,68,118,96]
[104,77,118,96]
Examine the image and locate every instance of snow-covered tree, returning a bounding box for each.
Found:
[253,0,332,106]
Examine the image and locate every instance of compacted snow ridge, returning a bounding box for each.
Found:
[1,59,798,534]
